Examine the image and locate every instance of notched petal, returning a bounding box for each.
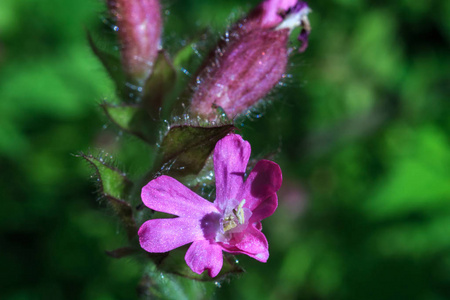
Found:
[185,240,224,277]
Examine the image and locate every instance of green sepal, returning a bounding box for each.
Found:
[157,125,236,177]
[156,245,244,281]
[87,32,128,99]
[173,40,198,69]
[142,51,176,118]
[101,102,158,143]
[80,153,137,240]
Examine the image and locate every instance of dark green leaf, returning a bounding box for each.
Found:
[158,125,235,177]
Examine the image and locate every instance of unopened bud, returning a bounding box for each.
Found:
[189,0,311,120]
[107,0,162,84]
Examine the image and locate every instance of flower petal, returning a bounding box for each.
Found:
[142,175,218,218]
[254,222,262,231]
[250,194,278,223]
[214,134,251,207]
[261,0,298,27]
[221,226,269,262]
[185,240,223,277]
[138,218,203,253]
[240,159,282,211]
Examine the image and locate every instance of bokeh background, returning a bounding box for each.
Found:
[1,0,449,299]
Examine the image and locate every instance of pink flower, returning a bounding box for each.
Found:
[138,134,282,277]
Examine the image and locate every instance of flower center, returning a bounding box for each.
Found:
[222,199,246,232]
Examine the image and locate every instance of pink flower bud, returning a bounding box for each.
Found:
[189,1,311,120]
[107,0,162,84]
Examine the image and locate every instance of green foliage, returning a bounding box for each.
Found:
[366,126,450,219]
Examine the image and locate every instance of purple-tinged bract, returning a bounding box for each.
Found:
[138,134,282,277]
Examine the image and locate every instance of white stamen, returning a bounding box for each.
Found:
[234,199,246,225]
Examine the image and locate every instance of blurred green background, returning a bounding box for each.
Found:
[1,0,449,299]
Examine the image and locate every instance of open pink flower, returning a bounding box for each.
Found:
[138,134,282,277]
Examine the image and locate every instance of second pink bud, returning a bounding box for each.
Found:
[190,0,311,120]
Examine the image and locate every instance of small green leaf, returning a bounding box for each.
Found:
[81,153,132,199]
[158,125,235,177]
[80,153,137,240]
[101,102,158,143]
[142,51,176,117]
[87,32,127,98]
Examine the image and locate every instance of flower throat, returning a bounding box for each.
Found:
[223,199,246,232]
